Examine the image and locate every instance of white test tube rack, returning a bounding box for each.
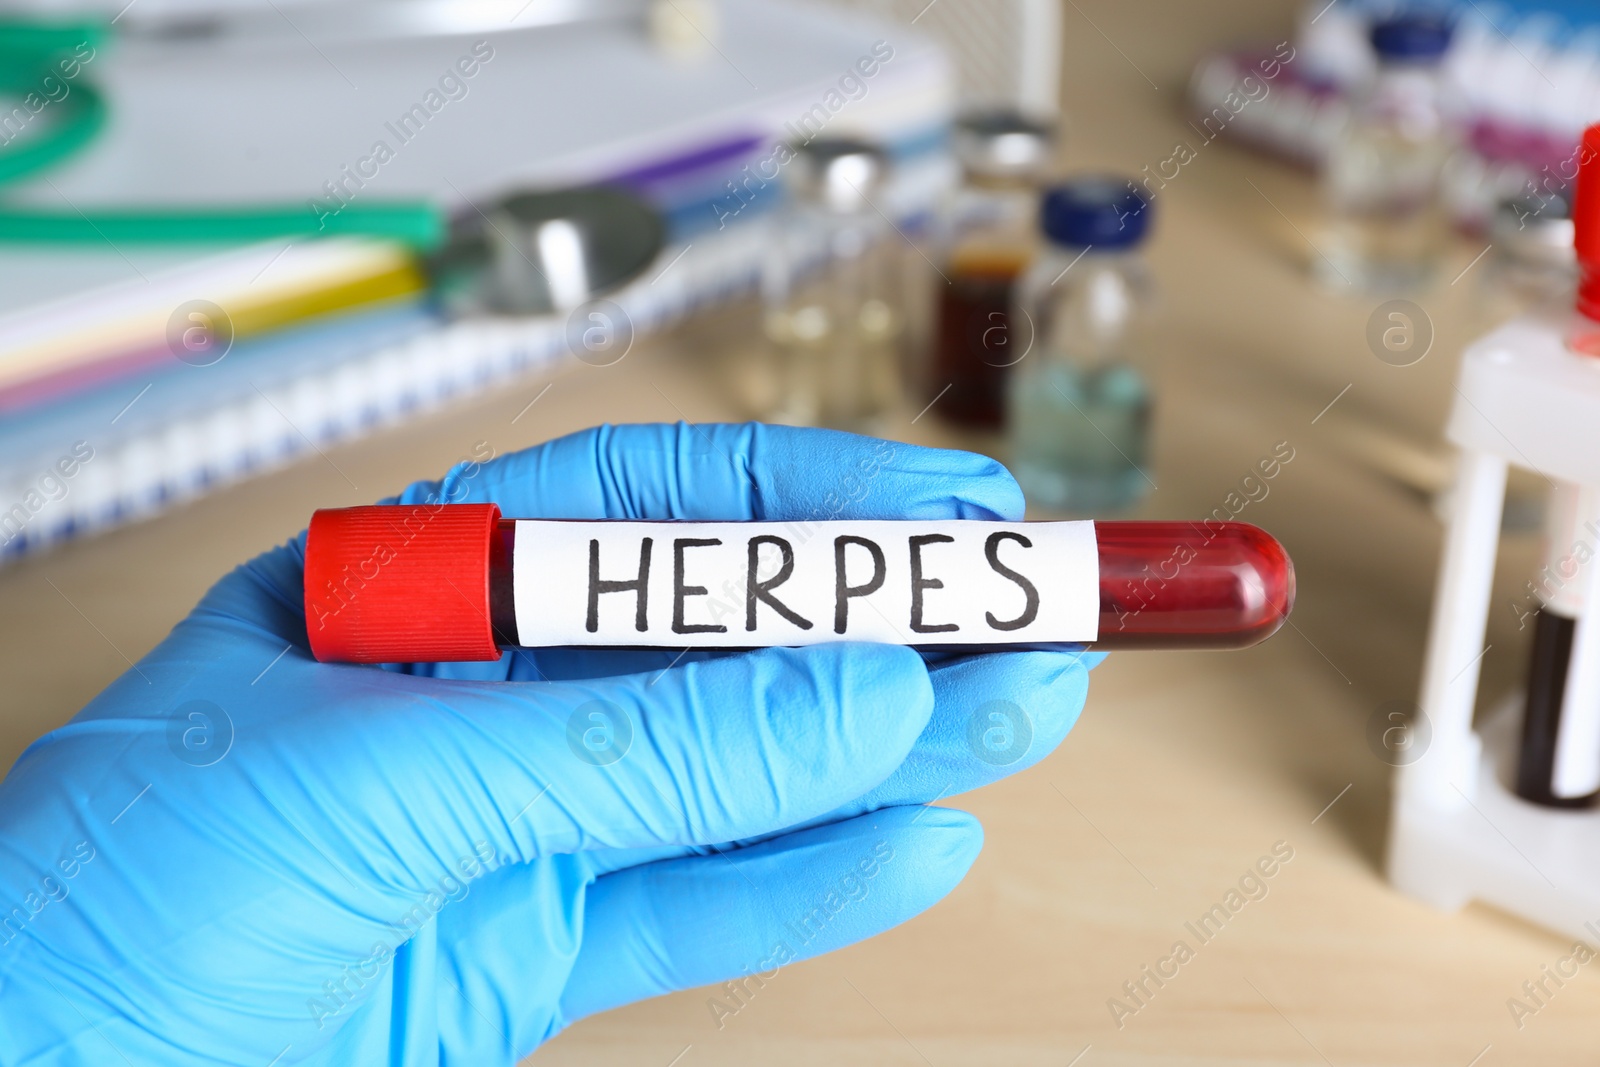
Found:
[1388,307,1600,941]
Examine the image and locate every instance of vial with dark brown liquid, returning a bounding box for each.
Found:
[924,110,1055,430]
[933,248,1031,428]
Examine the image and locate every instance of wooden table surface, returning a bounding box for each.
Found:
[4,1,1596,1064]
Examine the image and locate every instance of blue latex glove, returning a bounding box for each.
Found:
[0,423,1101,1065]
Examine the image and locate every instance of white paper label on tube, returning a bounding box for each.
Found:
[511,520,1099,647]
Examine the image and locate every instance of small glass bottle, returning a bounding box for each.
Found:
[1318,14,1454,291]
[763,139,901,430]
[927,110,1057,429]
[1485,190,1577,311]
[1007,178,1154,514]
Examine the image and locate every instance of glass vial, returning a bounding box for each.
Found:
[1318,15,1454,291]
[1486,190,1577,311]
[927,110,1057,430]
[1007,178,1154,514]
[763,139,900,431]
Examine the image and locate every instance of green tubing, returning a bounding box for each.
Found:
[0,81,106,186]
[0,21,445,250]
[0,202,448,251]
[0,20,107,58]
[0,20,109,187]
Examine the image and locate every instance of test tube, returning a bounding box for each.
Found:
[302,504,1293,663]
[1516,482,1600,808]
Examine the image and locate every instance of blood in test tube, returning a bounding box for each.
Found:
[1515,483,1598,808]
[302,505,1294,663]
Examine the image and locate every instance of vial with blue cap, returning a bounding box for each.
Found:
[1319,13,1455,290]
[1007,177,1154,514]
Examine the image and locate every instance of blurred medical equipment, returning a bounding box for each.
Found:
[1461,188,1579,340]
[459,186,664,316]
[0,18,445,246]
[0,202,443,247]
[763,137,902,430]
[1388,122,1600,943]
[0,19,107,187]
[1485,189,1578,310]
[829,0,1061,120]
[925,109,1055,430]
[0,0,958,564]
[1192,1,1600,230]
[1317,14,1454,291]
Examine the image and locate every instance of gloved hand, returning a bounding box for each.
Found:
[0,423,1099,1066]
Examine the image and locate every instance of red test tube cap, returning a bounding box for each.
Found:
[1576,124,1600,321]
[304,503,502,663]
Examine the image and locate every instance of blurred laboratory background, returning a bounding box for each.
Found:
[7,0,1600,1061]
